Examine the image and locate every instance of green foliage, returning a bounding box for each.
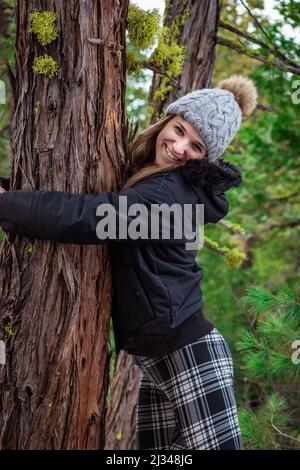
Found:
[32,54,59,78]
[275,0,300,27]
[223,247,247,269]
[236,284,300,449]
[106,317,117,405]
[147,24,186,121]
[203,236,247,269]
[127,3,160,50]
[227,221,245,234]
[237,284,300,381]
[126,3,186,124]
[0,0,16,72]
[241,285,283,316]
[28,10,59,82]
[238,394,291,449]
[4,321,14,336]
[151,75,173,105]
[242,283,300,317]
[164,6,190,42]
[34,101,41,113]
[150,26,186,79]
[28,10,58,46]
[0,0,15,198]
[126,50,143,75]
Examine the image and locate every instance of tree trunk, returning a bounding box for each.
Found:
[104,351,140,450]
[0,0,128,450]
[104,0,220,450]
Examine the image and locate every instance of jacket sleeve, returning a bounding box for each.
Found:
[191,183,229,225]
[204,186,229,224]
[0,175,195,245]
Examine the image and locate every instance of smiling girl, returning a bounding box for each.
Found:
[0,75,257,450]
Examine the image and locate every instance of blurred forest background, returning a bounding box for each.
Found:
[1,0,300,449]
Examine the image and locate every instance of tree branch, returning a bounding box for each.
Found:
[256,103,277,113]
[260,219,300,232]
[219,21,299,70]
[217,219,246,236]
[141,62,179,86]
[240,0,272,40]
[268,190,299,202]
[239,0,300,75]
[204,239,225,255]
[217,36,300,76]
[239,0,294,64]
[271,415,300,444]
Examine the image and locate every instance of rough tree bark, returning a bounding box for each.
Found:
[0,0,128,449]
[104,0,220,450]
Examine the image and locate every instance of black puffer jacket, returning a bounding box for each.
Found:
[0,159,242,357]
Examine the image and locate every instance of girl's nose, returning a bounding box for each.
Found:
[173,142,186,154]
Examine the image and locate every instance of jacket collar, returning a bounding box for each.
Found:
[180,158,243,193]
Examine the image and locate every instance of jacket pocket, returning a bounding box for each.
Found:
[164,276,202,328]
[164,278,186,326]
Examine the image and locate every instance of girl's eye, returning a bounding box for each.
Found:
[175,125,183,135]
[175,125,202,152]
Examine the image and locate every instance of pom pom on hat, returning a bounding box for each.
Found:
[217,74,258,119]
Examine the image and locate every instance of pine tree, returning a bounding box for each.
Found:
[236,283,300,449]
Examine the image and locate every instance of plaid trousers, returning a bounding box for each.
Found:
[131,328,242,450]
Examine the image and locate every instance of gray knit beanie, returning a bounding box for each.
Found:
[165,75,258,162]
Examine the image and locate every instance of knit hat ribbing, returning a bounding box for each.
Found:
[164,74,258,162]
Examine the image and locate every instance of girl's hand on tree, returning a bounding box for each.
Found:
[0,187,6,193]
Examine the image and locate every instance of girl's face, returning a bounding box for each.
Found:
[155,116,207,167]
